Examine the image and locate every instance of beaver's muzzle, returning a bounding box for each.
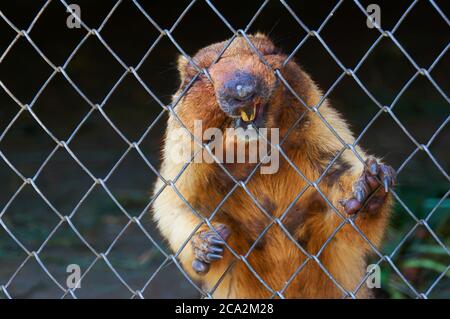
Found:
[216,71,263,122]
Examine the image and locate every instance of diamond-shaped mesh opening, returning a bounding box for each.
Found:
[104,223,167,291]
[356,111,417,169]
[5,257,64,298]
[392,76,449,144]
[35,223,97,288]
[142,260,201,298]
[319,0,380,67]
[242,0,309,53]
[396,151,448,214]
[325,75,381,138]
[34,147,93,215]
[100,1,161,67]
[32,73,92,140]
[393,0,449,67]
[25,0,86,65]
[170,0,235,54]
[63,36,125,103]
[0,37,53,102]
[69,185,129,252]
[1,184,61,251]
[106,150,158,217]
[67,258,135,299]
[104,74,165,141]
[0,0,448,299]
[68,111,128,177]
[134,35,186,107]
[0,111,56,176]
[355,38,417,105]
[286,36,342,92]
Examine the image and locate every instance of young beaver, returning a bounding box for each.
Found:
[152,34,396,298]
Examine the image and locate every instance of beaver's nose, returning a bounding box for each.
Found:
[218,72,259,115]
[223,72,257,101]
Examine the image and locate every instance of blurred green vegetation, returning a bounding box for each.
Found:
[378,185,449,299]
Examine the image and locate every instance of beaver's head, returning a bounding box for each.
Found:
[174,34,319,140]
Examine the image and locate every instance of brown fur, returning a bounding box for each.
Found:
[152,34,392,298]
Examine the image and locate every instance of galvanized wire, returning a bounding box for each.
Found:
[0,0,448,299]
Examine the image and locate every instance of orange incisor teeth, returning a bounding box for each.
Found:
[240,106,256,122]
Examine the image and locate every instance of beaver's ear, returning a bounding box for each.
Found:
[252,33,280,55]
[177,55,189,82]
[177,55,200,85]
[254,32,270,41]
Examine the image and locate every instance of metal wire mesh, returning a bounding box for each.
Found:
[0,0,448,299]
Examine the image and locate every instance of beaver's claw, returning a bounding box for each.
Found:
[340,157,396,215]
[191,224,230,275]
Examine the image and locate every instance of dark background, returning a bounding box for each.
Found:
[0,0,448,298]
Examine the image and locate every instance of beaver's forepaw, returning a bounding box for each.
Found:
[340,157,396,216]
[191,224,230,275]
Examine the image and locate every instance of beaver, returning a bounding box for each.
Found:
[152,34,396,298]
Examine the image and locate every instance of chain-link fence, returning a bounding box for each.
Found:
[0,0,448,299]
